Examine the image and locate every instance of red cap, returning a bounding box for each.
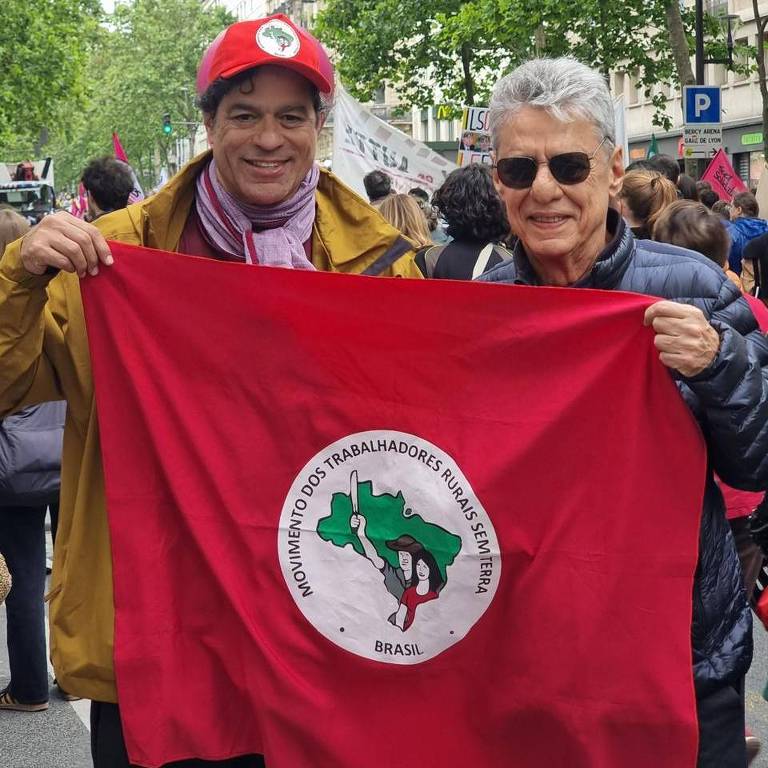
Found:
[196,15,334,97]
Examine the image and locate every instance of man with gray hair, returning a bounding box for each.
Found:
[480,57,768,767]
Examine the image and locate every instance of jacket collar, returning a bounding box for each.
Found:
[137,151,406,267]
[141,152,210,251]
[511,208,634,289]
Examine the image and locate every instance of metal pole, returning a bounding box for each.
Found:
[695,0,705,85]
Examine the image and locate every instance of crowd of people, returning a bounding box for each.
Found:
[0,12,768,768]
[365,147,768,306]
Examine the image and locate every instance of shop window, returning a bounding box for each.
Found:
[733,152,750,185]
[750,151,765,189]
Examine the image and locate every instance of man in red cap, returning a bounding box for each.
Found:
[0,13,420,768]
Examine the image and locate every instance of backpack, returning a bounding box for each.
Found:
[422,242,513,279]
[0,402,66,507]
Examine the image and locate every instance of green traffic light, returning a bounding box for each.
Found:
[162,113,172,135]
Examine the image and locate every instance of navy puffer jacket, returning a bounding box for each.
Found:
[480,210,768,695]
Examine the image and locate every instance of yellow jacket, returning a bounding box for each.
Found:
[0,153,420,702]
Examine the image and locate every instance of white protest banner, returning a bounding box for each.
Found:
[332,86,456,198]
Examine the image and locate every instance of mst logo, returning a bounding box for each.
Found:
[277,430,501,664]
[255,19,301,58]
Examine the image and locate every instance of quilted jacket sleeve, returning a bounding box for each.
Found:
[684,278,768,490]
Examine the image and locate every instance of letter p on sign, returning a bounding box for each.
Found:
[694,93,711,118]
[684,86,721,124]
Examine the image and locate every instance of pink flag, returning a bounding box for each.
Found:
[112,131,129,163]
[701,149,748,202]
[77,183,88,219]
[112,131,145,203]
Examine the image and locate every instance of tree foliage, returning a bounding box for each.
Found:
[45,0,234,190]
[315,0,751,130]
[0,0,101,156]
[315,0,513,108]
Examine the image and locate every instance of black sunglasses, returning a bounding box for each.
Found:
[494,137,609,189]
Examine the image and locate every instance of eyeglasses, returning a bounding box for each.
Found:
[494,137,609,189]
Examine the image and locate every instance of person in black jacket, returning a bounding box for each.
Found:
[417,164,512,279]
[744,230,768,301]
[482,57,768,768]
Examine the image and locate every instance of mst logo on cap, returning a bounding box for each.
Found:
[196,15,334,97]
[256,18,300,58]
[278,430,501,665]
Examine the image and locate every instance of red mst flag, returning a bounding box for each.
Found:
[81,242,705,768]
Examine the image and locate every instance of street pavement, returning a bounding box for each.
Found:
[749,626,768,767]
[3,526,768,767]
[0,525,91,768]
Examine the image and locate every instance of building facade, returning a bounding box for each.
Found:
[622,0,766,186]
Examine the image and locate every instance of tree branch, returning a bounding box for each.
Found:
[460,42,475,106]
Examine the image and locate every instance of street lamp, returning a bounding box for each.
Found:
[695,0,740,84]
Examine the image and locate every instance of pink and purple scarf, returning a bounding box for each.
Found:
[195,158,319,270]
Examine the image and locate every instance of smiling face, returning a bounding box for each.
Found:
[415,557,430,582]
[493,106,623,286]
[398,550,412,574]
[204,65,322,206]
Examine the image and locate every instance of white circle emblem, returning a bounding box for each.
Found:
[278,430,501,664]
[255,19,300,59]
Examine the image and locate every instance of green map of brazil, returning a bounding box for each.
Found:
[316,477,462,585]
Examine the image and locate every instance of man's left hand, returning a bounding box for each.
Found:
[643,300,720,378]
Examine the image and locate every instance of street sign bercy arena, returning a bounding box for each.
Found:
[683,85,722,157]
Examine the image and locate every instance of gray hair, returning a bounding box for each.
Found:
[489,58,615,152]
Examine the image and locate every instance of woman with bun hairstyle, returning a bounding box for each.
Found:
[617,169,678,239]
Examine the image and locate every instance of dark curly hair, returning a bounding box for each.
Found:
[198,67,324,118]
[432,164,509,243]
[81,157,134,212]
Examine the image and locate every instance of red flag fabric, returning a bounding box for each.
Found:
[701,148,748,202]
[112,131,129,163]
[81,243,705,768]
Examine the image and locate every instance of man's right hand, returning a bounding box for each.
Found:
[20,212,113,278]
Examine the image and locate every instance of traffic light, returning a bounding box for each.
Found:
[162,113,172,135]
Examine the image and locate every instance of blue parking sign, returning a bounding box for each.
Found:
[684,86,721,124]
